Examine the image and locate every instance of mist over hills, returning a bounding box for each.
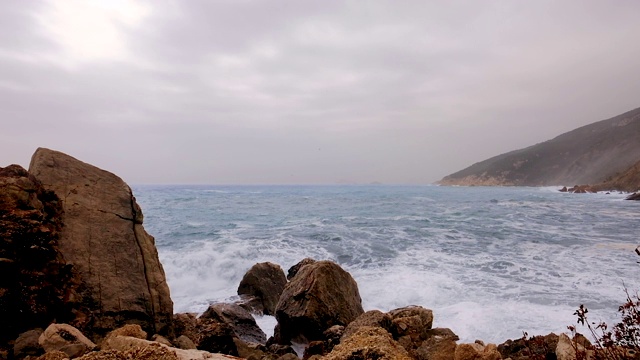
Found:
[439,107,640,187]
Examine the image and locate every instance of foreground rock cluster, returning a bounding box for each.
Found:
[0,149,602,359]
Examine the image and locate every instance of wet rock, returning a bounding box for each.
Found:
[275,260,364,344]
[626,192,640,200]
[29,148,173,337]
[237,262,287,315]
[199,303,266,344]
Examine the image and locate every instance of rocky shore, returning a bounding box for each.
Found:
[0,149,592,359]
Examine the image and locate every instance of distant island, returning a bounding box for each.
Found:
[438,107,640,193]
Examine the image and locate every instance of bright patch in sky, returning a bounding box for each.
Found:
[37,0,149,64]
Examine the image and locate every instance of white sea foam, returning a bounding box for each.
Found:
[135,185,640,344]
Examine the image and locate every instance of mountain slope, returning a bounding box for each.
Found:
[439,107,640,186]
[592,159,640,192]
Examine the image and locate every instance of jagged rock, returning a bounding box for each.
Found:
[28,148,173,337]
[342,310,392,340]
[174,335,196,350]
[323,325,344,354]
[13,329,44,359]
[555,333,593,360]
[101,335,236,360]
[286,258,316,280]
[38,324,96,358]
[0,165,70,343]
[454,343,502,360]
[303,340,325,359]
[36,351,69,360]
[416,333,457,360]
[387,305,435,356]
[233,338,267,359]
[88,337,178,360]
[194,322,238,356]
[266,343,297,357]
[237,262,287,315]
[105,324,147,341]
[559,186,568,192]
[275,260,364,344]
[200,303,266,344]
[555,333,574,360]
[75,349,127,360]
[497,333,558,360]
[277,354,299,360]
[426,328,460,341]
[323,326,412,360]
[174,314,198,342]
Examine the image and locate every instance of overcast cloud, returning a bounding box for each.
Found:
[1,0,639,184]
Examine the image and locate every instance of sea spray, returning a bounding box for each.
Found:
[134,184,640,343]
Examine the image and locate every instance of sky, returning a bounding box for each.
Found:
[1,1,640,185]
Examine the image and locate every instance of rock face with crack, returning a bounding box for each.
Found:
[29,148,173,337]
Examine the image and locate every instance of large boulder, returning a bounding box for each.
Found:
[199,303,266,344]
[237,262,287,315]
[0,164,72,343]
[275,260,364,344]
[28,148,173,337]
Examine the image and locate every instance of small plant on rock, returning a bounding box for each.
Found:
[569,288,640,360]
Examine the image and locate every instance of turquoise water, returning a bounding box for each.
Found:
[133,185,640,343]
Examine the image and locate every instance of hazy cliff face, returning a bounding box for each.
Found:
[440,108,640,187]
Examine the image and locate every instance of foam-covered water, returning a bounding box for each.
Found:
[132,185,640,343]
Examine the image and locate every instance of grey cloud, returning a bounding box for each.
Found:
[1,0,640,183]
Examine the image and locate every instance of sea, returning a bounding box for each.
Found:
[132,184,640,344]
